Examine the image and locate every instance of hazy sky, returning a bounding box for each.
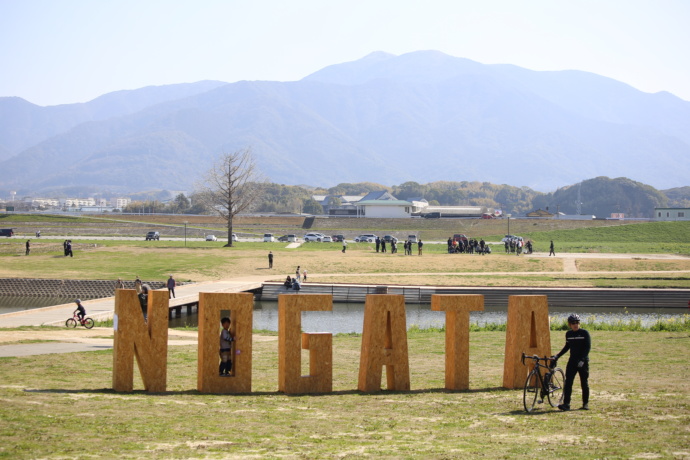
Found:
[1,0,689,106]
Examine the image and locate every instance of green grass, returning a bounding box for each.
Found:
[0,330,688,458]
[486,221,690,254]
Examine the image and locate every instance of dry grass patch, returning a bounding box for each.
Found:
[576,258,690,272]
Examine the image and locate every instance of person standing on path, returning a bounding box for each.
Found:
[553,314,591,411]
[268,251,273,269]
[302,268,308,282]
[167,275,176,299]
[549,240,556,256]
[342,240,347,253]
[417,239,424,255]
[66,240,73,257]
[375,237,381,253]
[25,239,30,256]
[295,266,301,282]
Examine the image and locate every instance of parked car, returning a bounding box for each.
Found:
[205,235,217,241]
[263,233,275,242]
[331,235,345,242]
[304,233,327,242]
[407,235,418,243]
[355,234,377,243]
[0,228,14,237]
[383,235,398,243]
[452,234,468,243]
[501,235,523,243]
[322,236,333,243]
[145,231,160,241]
[277,234,297,242]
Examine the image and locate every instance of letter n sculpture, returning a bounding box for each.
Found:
[503,295,551,389]
[278,294,333,394]
[112,289,168,392]
[358,294,410,392]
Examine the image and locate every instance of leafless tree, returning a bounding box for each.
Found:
[196,148,265,247]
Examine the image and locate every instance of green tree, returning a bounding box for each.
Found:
[302,198,323,215]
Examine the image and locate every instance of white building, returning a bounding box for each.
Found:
[63,198,96,207]
[111,197,131,209]
[654,208,690,221]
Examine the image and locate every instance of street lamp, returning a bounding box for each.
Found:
[507,214,512,235]
[184,221,188,247]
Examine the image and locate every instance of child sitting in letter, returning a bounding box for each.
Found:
[219,317,234,376]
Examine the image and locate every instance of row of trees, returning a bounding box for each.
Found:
[121,149,678,248]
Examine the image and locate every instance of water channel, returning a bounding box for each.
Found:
[1,297,685,332]
[167,300,685,332]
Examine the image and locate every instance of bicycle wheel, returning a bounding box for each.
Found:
[66,318,77,328]
[523,370,540,412]
[83,318,95,329]
[547,368,565,407]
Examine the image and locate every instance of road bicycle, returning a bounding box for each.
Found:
[521,353,565,412]
[65,310,95,329]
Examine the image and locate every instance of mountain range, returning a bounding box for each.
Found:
[1,50,689,195]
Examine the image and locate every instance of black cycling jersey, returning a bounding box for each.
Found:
[556,328,591,362]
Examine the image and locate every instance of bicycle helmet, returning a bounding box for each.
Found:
[75,299,81,303]
[567,313,581,324]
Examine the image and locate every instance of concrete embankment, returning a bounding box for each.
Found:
[0,278,166,301]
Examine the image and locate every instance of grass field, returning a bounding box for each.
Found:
[1,236,689,288]
[0,329,688,458]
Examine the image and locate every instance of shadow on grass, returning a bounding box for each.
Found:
[25,386,513,397]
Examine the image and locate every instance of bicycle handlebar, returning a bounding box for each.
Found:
[521,353,556,366]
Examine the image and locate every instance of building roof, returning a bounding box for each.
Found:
[360,191,397,201]
[356,200,413,206]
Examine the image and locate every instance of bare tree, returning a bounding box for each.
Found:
[196,148,265,247]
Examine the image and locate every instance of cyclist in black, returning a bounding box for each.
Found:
[552,314,590,411]
[74,299,86,322]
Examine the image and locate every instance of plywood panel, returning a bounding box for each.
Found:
[502,295,551,389]
[197,292,253,393]
[358,295,410,392]
[278,294,333,394]
[112,289,168,392]
[431,294,484,390]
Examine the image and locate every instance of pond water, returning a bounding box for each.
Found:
[168,300,687,333]
[2,297,685,332]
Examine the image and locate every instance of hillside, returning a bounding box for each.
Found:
[1,51,689,194]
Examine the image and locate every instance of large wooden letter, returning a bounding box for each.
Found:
[197,292,253,393]
[112,289,168,392]
[431,294,484,390]
[358,294,410,392]
[503,295,551,389]
[278,294,333,394]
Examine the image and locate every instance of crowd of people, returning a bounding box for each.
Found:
[503,237,532,255]
[447,237,491,255]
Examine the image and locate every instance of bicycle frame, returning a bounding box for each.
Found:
[521,353,563,412]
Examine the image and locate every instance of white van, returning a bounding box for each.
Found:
[263,233,274,242]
